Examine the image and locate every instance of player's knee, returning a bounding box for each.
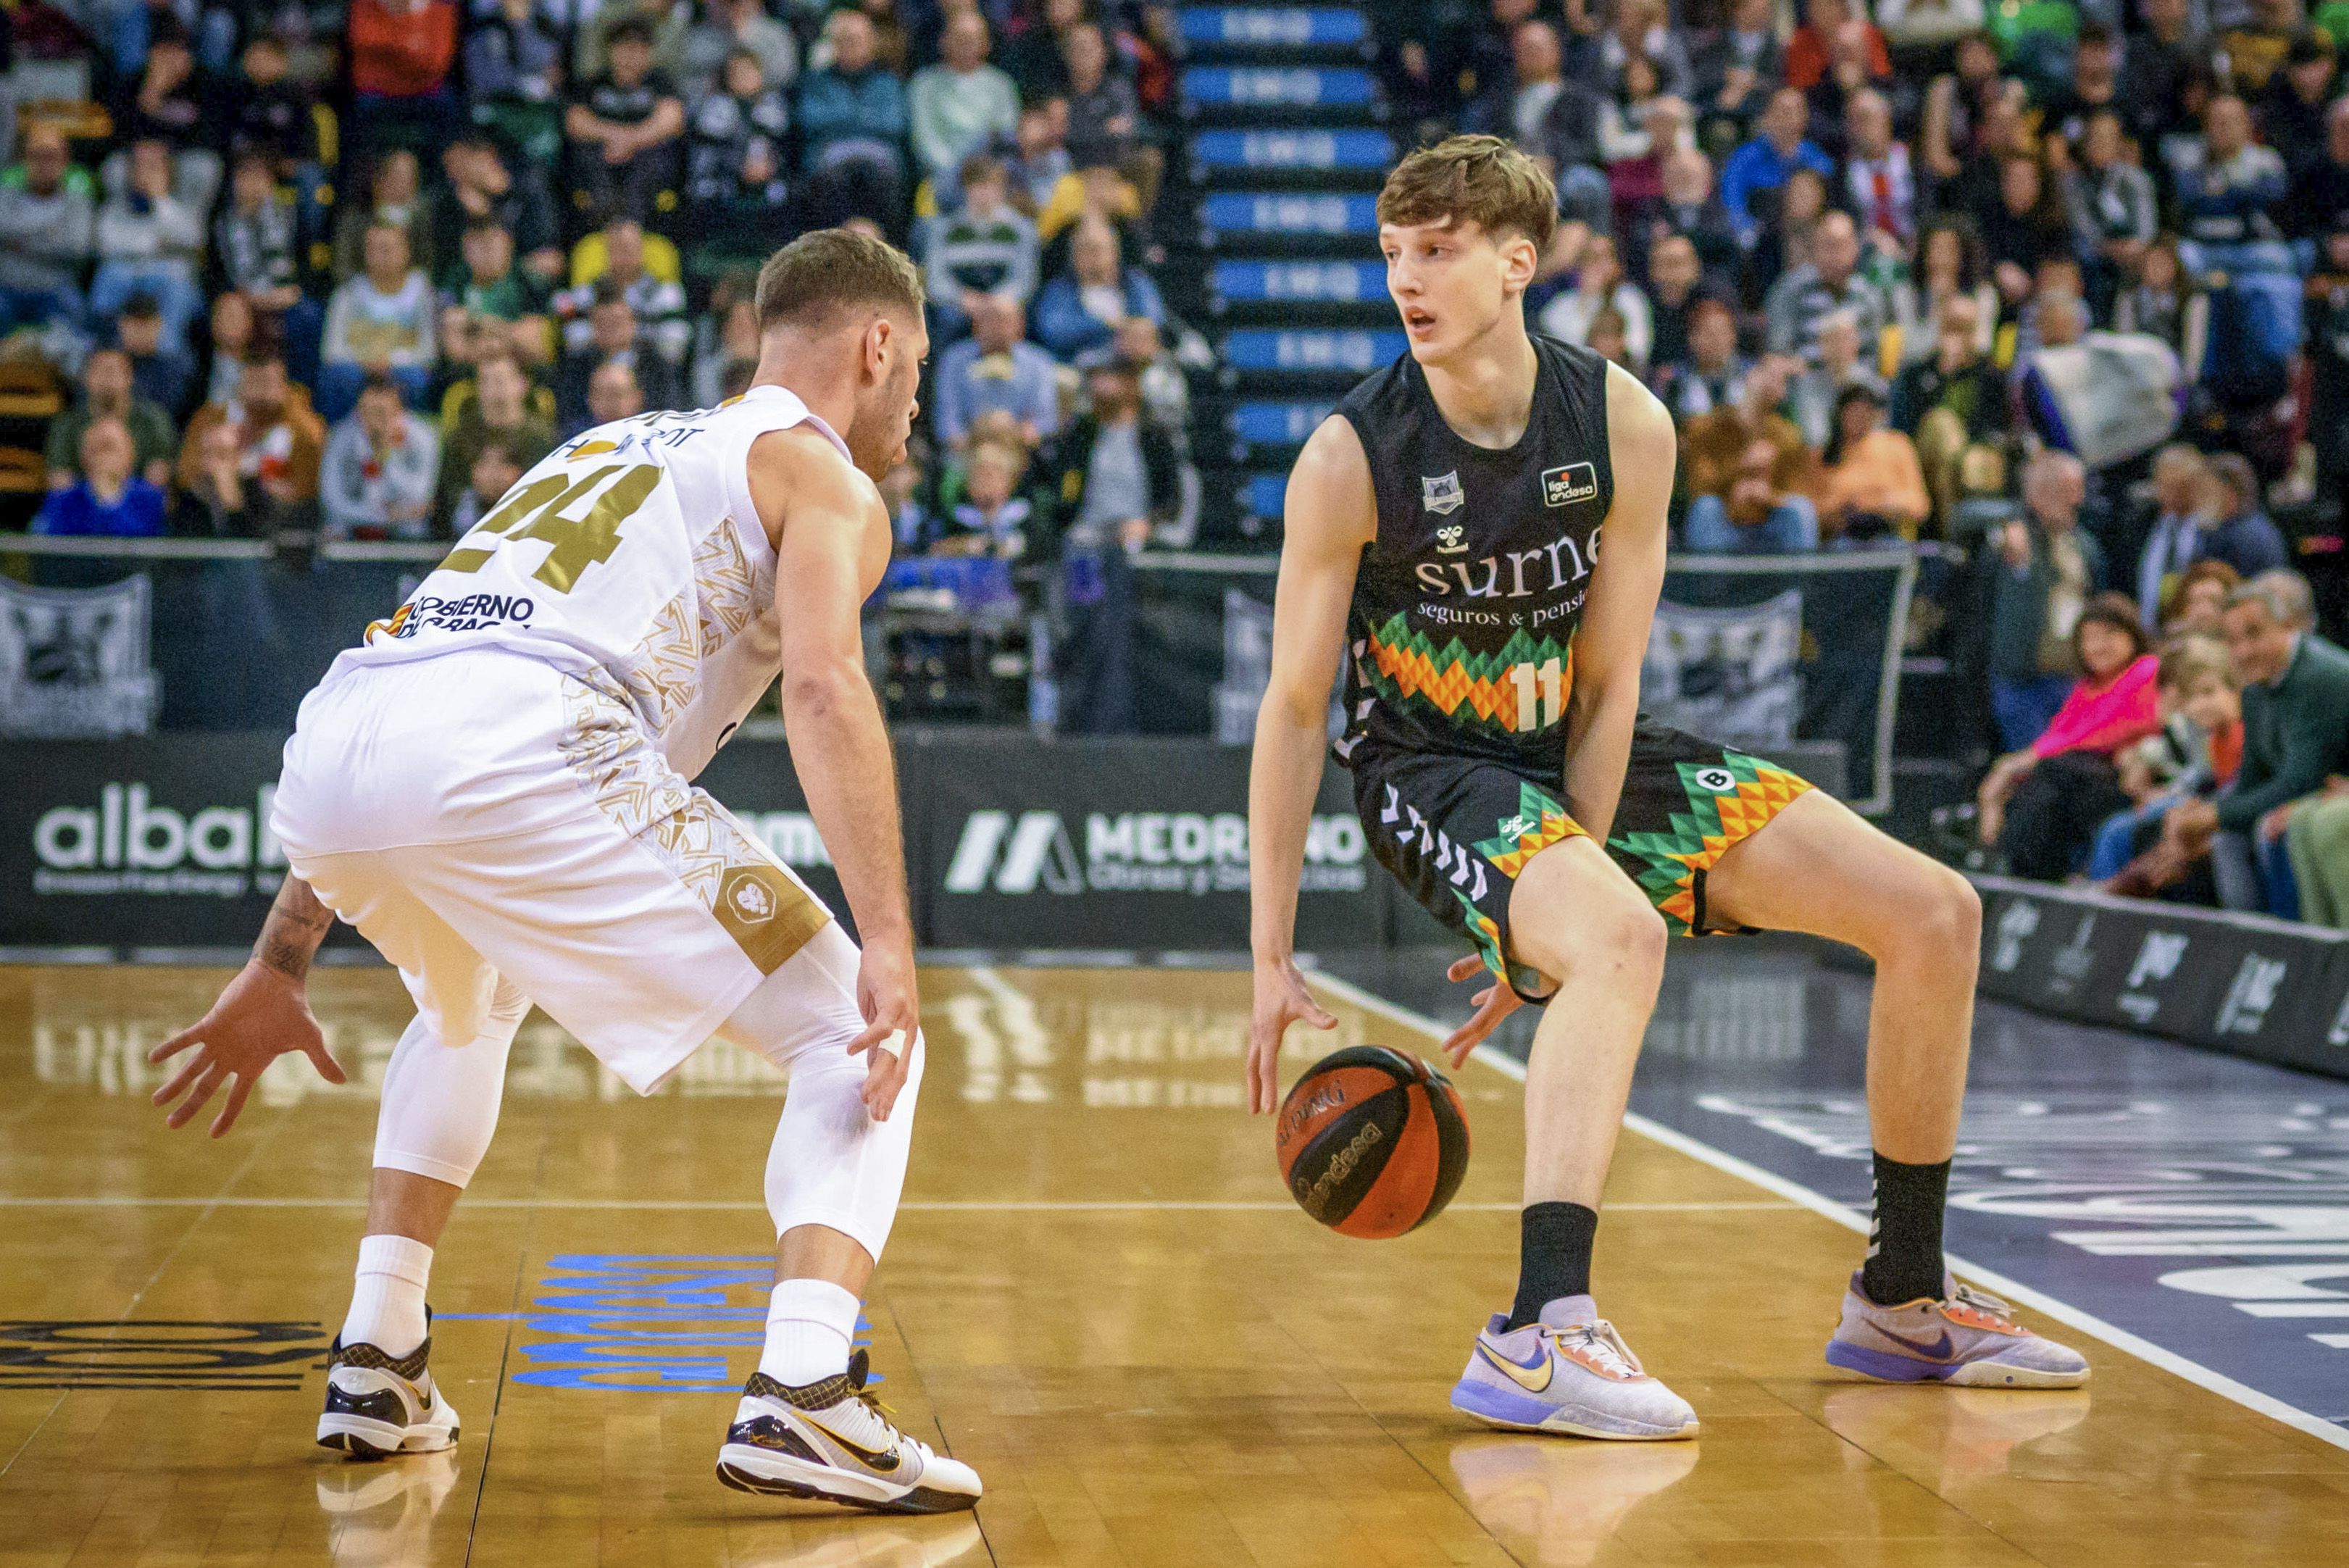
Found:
[1515,874,1665,992]
[1874,860,1981,968]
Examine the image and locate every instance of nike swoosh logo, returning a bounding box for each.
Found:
[1878,1327,1956,1360]
[1477,1341,1554,1395]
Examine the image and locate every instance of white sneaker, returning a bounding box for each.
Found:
[717,1350,982,1514]
[1450,1296,1700,1440]
[316,1319,461,1458]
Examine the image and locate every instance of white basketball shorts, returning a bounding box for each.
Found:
[273,648,835,1094]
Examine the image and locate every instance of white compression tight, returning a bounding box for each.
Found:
[369,918,923,1264]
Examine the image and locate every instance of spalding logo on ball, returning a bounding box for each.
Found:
[1275,1045,1471,1238]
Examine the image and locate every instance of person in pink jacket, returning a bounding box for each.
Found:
[1977,593,2161,876]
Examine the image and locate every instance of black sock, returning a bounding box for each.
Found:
[1506,1202,1598,1330]
[1861,1152,1950,1306]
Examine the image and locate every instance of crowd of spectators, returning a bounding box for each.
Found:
[2,0,1196,564]
[1377,0,2349,925]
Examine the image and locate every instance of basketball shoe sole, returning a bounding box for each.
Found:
[316,1331,461,1458]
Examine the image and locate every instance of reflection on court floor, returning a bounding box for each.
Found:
[7,954,2349,1566]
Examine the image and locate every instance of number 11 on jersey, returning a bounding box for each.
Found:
[1508,656,1564,732]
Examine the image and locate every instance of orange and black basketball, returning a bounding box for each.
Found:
[1274,1045,1471,1238]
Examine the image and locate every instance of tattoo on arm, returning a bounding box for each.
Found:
[253,876,334,983]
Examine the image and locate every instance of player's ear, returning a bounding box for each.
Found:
[1500,233,1540,296]
[862,314,893,383]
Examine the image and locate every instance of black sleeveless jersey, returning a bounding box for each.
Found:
[1330,335,1614,772]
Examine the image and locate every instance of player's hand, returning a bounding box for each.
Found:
[1248,957,1336,1115]
[149,959,344,1137]
[1440,953,1523,1068]
[849,935,920,1121]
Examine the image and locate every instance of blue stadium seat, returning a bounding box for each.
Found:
[1190,129,1395,172]
[1178,8,1370,48]
[1181,67,1377,109]
[1200,193,1379,238]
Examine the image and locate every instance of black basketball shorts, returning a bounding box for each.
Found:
[1348,716,1815,1001]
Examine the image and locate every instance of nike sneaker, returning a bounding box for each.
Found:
[716,1349,982,1513]
[316,1319,461,1458]
[1824,1272,2090,1388]
[1449,1296,1700,1440]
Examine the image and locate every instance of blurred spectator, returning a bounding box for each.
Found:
[1083,316,1189,438]
[1034,217,1164,359]
[1656,294,1746,419]
[2198,453,2292,576]
[1978,155,2080,308]
[1985,451,2105,751]
[214,151,305,317]
[120,294,195,417]
[0,127,93,334]
[911,12,1019,185]
[2070,111,2158,290]
[2223,0,2304,97]
[1046,360,1180,546]
[1475,22,1608,223]
[1540,233,1653,371]
[2167,559,2246,638]
[560,284,680,423]
[1842,89,1914,249]
[464,0,567,165]
[438,349,556,524]
[1977,592,2159,875]
[1745,164,1829,304]
[2137,446,2216,627]
[1891,292,2006,525]
[567,18,686,225]
[690,279,762,406]
[2292,98,2349,235]
[559,221,692,374]
[118,29,207,152]
[1690,0,1780,137]
[32,417,168,538]
[882,454,941,551]
[92,139,205,350]
[1874,0,1986,50]
[1680,356,1821,551]
[669,0,799,100]
[335,151,436,285]
[1784,0,1889,93]
[322,223,439,418]
[322,374,443,540]
[798,9,909,226]
[2111,236,2208,370]
[450,440,528,534]
[2177,571,2349,912]
[1005,0,1083,99]
[1764,209,1887,362]
[582,356,646,432]
[178,353,326,513]
[2173,94,2290,257]
[1721,87,1834,242]
[1813,383,1927,541]
[2259,30,2336,180]
[1007,99,1080,221]
[686,49,792,247]
[2091,634,2243,888]
[1787,309,1882,449]
[46,346,175,492]
[443,220,554,370]
[2285,777,2349,927]
[435,138,564,286]
[199,291,254,412]
[349,0,463,148]
[935,291,1059,447]
[1645,148,1740,288]
[946,436,1036,556]
[1061,22,1138,173]
[1595,0,1692,101]
[226,33,325,174]
[927,155,1041,329]
[2123,0,2207,152]
[2043,22,2122,145]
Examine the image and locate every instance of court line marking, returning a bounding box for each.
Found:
[1305,969,2349,1456]
[0,1196,1794,1213]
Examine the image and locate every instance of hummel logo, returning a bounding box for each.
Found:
[1477,1340,1554,1395]
[1497,814,1533,838]
[1435,522,1468,554]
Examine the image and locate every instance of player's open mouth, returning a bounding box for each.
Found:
[1403,309,1436,335]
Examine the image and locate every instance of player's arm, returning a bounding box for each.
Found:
[149,873,348,1138]
[1246,415,1376,1114]
[1559,364,1674,844]
[756,428,917,1120]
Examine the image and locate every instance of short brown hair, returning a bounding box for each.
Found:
[1376,135,1557,253]
[2157,633,2234,691]
[754,228,926,333]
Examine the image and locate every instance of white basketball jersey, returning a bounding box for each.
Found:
[338,385,850,778]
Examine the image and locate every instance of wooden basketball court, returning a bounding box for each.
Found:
[4,959,2345,1566]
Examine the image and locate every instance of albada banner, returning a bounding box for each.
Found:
[4,733,1384,955]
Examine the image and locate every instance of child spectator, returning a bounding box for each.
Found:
[322,224,439,418]
[2091,634,2244,886]
[450,440,527,535]
[322,373,443,540]
[119,294,196,417]
[33,417,168,538]
[946,438,1035,556]
[46,346,177,493]
[437,349,556,524]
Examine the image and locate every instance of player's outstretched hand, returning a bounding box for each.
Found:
[149,959,345,1138]
[849,937,920,1121]
[1248,958,1337,1115]
[1439,953,1522,1069]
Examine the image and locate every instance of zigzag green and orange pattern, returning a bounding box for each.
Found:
[1607,751,1813,935]
[1469,779,1587,879]
[1363,613,1574,732]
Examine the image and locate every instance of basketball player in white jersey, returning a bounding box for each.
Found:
[146,230,982,1514]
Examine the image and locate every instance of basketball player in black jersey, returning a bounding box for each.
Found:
[1247,137,2085,1440]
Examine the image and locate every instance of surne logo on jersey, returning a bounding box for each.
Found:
[1422,471,1464,515]
[1541,463,1598,507]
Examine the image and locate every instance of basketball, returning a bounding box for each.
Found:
[1275,1046,1472,1238]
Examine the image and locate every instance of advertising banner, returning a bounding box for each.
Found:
[0,575,159,738]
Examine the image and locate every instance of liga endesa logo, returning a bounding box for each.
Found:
[30,783,286,896]
[943,809,1368,896]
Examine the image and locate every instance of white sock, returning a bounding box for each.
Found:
[758,1278,859,1386]
[341,1235,433,1357]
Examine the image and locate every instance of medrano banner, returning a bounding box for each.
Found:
[3,733,1384,954]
